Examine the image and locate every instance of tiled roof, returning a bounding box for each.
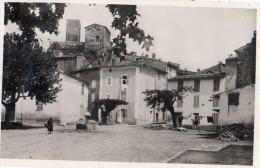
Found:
[169,63,226,80]
[101,63,167,74]
[198,63,223,74]
[168,73,226,80]
[176,69,195,76]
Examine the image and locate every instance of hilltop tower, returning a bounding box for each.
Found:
[84,24,111,54]
[66,19,81,42]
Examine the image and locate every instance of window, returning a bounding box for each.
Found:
[95,36,99,42]
[207,116,213,123]
[177,99,182,108]
[178,81,183,90]
[107,77,112,86]
[194,80,200,92]
[36,102,43,111]
[121,91,127,101]
[91,80,96,89]
[213,79,220,91]
[91,93,95,102]
[106,94,111,99]
[121,75,129,85]
[228,93,239,105]
[213,97,219,107]
[81,83,84,95]
[193,95,199,108]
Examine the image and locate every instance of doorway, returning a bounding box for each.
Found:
[121,109,127,123]
[155,113,159,122]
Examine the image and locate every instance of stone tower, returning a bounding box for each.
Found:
[66,19,81,42]
[84,24,111,53]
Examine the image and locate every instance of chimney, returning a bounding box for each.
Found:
[184,68,187,76]
[152,53,156,59]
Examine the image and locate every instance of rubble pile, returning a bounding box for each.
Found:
[217,131,239,141]
[217,123,254,141]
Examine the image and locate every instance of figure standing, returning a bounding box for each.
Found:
[46,118,53,134]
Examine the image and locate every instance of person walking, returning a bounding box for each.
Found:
[46,118,53,134]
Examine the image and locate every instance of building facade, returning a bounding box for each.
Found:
[218,32,256,125]
[218,84,255,125]
[99,64,167,125]
[13,73,89,125]
[168,64,227,126]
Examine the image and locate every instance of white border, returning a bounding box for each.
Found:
[1,1,259,168]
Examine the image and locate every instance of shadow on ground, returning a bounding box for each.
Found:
[168,145,253,165]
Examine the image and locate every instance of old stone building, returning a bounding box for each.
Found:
[218,31,256,125]
[66,19,81,42]
[48,20,112,74]
[235,31,256,88]
[84,24,112,54]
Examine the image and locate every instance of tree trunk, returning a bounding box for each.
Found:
[101,112,108,125]
[4,103,16,124]
[171,112,177,129]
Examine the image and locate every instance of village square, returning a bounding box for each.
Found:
[1,2,257,167]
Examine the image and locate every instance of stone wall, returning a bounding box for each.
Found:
[85,24,111,53]
[236,32,256,88]
[224,57,238,91]
[66,19,81,42]
[56,57,77,74]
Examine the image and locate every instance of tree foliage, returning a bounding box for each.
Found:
[3,2,66,123]
[94,99,128,124]
[143,88,191,128]
[106,5,154,57]
[5,3,66,42]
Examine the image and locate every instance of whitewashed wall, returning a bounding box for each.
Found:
[218,84,255,125]
[14,73,88,125]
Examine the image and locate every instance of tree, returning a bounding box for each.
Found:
[143,89,190,128]
[106,5,154,58]
[94,99,128,124]
[3,3,66,123]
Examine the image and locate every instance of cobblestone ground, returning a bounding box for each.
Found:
[1,124,253,163]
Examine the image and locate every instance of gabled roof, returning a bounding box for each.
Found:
[84,23,111,34]
[198,63,224,74]
[59,71,90,85]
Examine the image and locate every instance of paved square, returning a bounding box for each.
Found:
[1,124,253,163]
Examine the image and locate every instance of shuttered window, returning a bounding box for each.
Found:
[194,80,200,92]
[193,95,199,108]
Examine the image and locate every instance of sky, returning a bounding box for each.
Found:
[5,3,256,71]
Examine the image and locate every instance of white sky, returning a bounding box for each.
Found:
[5,3,256,71]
